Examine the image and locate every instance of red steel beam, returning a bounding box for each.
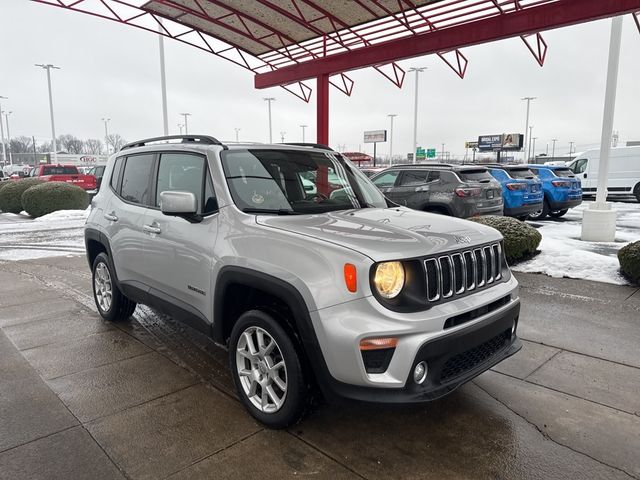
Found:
[316,74,330,145]
[256,0,640,88]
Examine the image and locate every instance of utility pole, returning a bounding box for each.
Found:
[387,114,397,165]
[234,128,241,142]
[408,67,426,164]
[158,21,169,136]
[532,137,538,161]
[102,117,110,155]
[180,113,191,134]
[0,96,6,165]
[522,96,537,163]
[300,124,307,143]
[264,97,275,143]
[35,64,61,163]
[551,138,558,158]
[2,110,12,164]
[527,125,533,161]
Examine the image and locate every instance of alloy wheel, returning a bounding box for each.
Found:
[94,262,113,312]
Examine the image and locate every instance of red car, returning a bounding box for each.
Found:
[30,164,97,191]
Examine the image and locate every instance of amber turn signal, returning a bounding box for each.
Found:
[359,337,398,351]
[344,263,357,293]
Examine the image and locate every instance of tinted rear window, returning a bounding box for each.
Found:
[42,166,78,175]
[508,168,535,179]
[458,170,493,182]
[552,168,575,178]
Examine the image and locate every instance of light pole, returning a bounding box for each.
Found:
[387,114,397,165]
[280,131,286,143]
[569,141,575,157]
[3,110,12,164]
[158,21,169,136]
[264,97,275,143]
[527,125,533,161]
[522,96,537,162]
[178,124,184,134]
[35,64,61,163]
[234,128,241,142]
[102,118,110,155]
[532,137,538,160]
[441,143,445,161]
[0,96,6,165]
[551,138,558,158]
[180,113,191,134]
[408,67,426,164]
[300,124,307,143]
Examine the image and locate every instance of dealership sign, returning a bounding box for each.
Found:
[364,130,387,143]
[478,134,523,151]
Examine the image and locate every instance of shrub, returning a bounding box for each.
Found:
[618,241,640,284]
[469,215,542,263]
[21,181,89,218]
[0,178,45,214]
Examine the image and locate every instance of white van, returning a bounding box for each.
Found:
[568,146,640,201]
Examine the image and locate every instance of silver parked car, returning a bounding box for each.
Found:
[85,135,521,428]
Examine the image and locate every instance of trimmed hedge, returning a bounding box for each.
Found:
[618,241,640,284]
[469,215,542,263]
[0,178,45,214]
[21,182,89,218]
[0,181,12,192]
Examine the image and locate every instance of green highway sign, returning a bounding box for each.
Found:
[416,147,426,160]
[426,148,436,158]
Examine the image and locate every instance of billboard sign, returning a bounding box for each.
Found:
[364,130,387,143]
[477,134,523,151]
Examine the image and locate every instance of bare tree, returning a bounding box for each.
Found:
[106,133,127,152]
[37,141,52,153]
[83,138,103,155]
[9,136,34,154]
[58,134,84,154]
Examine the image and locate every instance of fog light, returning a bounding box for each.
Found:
[413,361,428,384]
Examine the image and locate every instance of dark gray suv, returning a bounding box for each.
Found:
[371,164,503,218]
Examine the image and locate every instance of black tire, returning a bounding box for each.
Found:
[92,252,136,321]
[229,309,308,429]
[549,209,568,218]
[515,215,529,221]
[528,199,549,220]
[634,183,640,203]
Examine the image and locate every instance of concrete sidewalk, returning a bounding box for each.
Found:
[0,256,638,479]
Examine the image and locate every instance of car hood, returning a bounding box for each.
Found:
[256,207,502,262]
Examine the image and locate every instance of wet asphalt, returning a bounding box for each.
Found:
[0,255,638,480]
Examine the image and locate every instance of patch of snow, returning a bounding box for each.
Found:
[513,201,640,285]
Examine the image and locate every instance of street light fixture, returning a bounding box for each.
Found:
[102,117,111,155]
[35,64,61,163]
[522,96,537,162]
[264,97,275,143]
[0,96,8,165]
[300,124,307,143]
[179,113,191,134]
[408,67,426,163]
[387,114,397,165]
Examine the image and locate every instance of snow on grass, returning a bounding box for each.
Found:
[512,201,640,285]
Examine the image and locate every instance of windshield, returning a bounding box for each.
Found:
[508,168,536,179]
[458,169,493,182]
[221,149,387,214]
[551,168,575,178]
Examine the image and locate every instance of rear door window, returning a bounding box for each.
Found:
[399,170,429,186]
[458,169,493,182]
[120,154,154,204]
[372,170,400,188]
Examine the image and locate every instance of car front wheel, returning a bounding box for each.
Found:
[528,200,549,220]
[549,209,568,218]
[229,310,308,429]
[92,252,136,321]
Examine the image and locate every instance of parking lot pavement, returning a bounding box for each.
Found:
[0,255,638,480]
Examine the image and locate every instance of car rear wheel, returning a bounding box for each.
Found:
[549,209,568,218]
[229,310,308,429]
[92,252,136,321]
[634,183,640,202]
[528,200,549,220]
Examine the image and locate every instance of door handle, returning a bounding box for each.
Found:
[143,223,162,235]
[104,212,118,222]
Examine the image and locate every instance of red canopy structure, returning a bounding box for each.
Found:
[35,0,640,144]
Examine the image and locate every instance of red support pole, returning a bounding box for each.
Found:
[316,74,329,145]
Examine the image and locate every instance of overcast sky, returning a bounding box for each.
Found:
[1,0,639,159]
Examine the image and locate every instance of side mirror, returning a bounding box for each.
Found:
[160,191,201,222]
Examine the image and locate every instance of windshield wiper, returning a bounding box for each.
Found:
[241,208,300,215]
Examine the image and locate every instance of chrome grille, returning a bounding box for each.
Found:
[424,243,502,302]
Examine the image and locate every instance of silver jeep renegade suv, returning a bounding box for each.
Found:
[85,135,521,428]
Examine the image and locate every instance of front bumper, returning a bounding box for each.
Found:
[309,275,520,403]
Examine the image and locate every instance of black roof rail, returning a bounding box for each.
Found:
[120,135,223,151]
[279,142,334,151]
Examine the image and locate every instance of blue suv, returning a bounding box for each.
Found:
[487,165,543,219]
[527,164,582,219]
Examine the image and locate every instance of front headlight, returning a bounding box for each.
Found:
[374,261,405,299]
